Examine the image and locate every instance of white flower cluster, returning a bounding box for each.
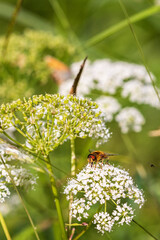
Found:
[59,59,160,133]
[0,140,37,202]
[96,96,121,122]
[0,94,110,154]
[115,107,145,133]
[0,184,10,203]
[64,163,144,234]
[0,162,37,203]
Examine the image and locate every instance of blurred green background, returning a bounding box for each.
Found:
[0,0,160,239]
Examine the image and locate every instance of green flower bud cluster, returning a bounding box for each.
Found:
[0,30,75,103]
[0,94,110,156]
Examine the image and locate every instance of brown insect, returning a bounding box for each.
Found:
[87,150,117,167]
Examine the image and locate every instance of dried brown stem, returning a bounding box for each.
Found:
[69,57,87,95]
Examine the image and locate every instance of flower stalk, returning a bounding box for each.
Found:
[46,155,67,240]
[68,137,76,235]
[70,138,76,176]
[0,212,12,240]
[0,155,40,240]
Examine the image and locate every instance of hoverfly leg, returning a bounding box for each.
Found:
[106,159,110,165]
[101,159,104,169]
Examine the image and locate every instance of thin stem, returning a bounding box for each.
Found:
[0,155,40,240]
[70,138,76,176]
[68,138,76,235]
[132,219,159,240]
[45,155,67,240]
[105,199,107,213]
[73,205,103,240]
[108,200,158,240]
[0,212,12,240]
[118,0,160,102]
[48,0,84,56]
[2,0,23,58]
[65,223,85,227]
[85,5,160,48]
[3,130,69,176]
[73,221,91,240]
[3,130,36,155]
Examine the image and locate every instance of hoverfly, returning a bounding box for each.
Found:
[87,150,117,167]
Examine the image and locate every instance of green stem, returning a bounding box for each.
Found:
[118,0,160,102]
[0,212,12,240]
[73,221,91,240]
[85,5,160,48]
[3,130,69,176]
[0,155,40,240]
[68,138,76,236]
[73,205,103,240]
[132,219,159,240]
[65,223,85,227]
[70,138,76,177]
[45,155,67,240]
[2,0,23,58]
[49,0,84,53]
[105,199,107,213]
[3,130,35,155]
[108,200,158,240]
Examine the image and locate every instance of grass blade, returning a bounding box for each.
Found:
[118,0,160,106]
[85,5,160,48]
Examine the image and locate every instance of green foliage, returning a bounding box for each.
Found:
[0,0,160,240]
[0,30,75,103]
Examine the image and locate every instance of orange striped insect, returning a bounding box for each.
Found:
[87,150,117,167]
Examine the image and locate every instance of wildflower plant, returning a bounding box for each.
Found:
[0,94,110,154]
[64,163,145,235]
[0,92,111,239]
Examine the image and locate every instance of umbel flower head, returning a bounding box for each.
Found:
[0,94,110,156]
[59,59,160,133]
[0,139,37,203]
[64,163,144,234]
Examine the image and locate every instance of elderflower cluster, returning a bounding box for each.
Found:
[59,59,160,133]
[64,163,144,234]
[0,94,110,155]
